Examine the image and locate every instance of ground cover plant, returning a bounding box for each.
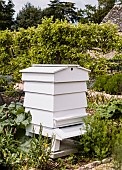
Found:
[0,103,52,170]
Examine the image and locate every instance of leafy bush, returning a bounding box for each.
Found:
[97,99,122,120]
[112,126,122,170]
[0,77,8,92]
[0,126,52,170]
[79,99,122,160]
[104,73,122,95]
[93,74,110,91]
[0,19,119,81]
[79,113,118,160]
[0,131,24,169]
[0,102,32,138]
[93,73,122,95]
[0,102,31,169]
[0,103,52,169]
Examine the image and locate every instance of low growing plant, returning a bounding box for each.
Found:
[0,102,32,138]
[0,104,52,169]
[112,124,122,170]
[97,99,122,120]
[26,126,52,170]
[79,112,119,160]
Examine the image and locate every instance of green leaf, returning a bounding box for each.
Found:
[15,113,25,125]
[21,119,30,127]
[0,104,6,113]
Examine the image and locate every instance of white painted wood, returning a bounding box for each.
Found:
[24,82,54,94]
[54,92,87,111]
[21,64,89,155]
[24,92,87,112]
[25,107,87,128]
[21,65,90,83]
[54,82,87,94]
[25,108,54,128]
[22,73,54,82]
[23,81,87,95]
[24,92,54,111]
[32,64,79,67]
[21,66,67,74]
[51,139,60,152]
[53,113,87,127]
[54,108,86,118]
[50,139,78,158]
[55,67,89,82]
[32,64,90,72]
[26,123,86,140]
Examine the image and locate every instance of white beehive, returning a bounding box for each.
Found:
[20,64,90,157]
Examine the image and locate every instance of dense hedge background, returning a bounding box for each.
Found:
[0,18,122,82]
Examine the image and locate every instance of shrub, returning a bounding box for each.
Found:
[93,74,110,91]
[0,19,119,82]
[0,130,25,170]
[79,100,122,160]
[112,125,122,170]
[104,73,122,95]
[79,99,122,160]
[79,115,116,160]
[93,73,122,95]
[0,77,8,92]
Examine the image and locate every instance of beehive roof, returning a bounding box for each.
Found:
[20,64,90,73]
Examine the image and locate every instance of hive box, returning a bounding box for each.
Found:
[21,64,89,128]
[21,64,90,157]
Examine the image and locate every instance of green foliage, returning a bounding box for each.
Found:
[0,102,30,169]
[0,0,15,30]
[93,73,122,95]
[79,112,119,160]
[78,0,122,24]
[79,99,122,160]
[107,53,122,74]
[0,125,52,170]
[112,127,122,170]
[0,29,13,75]
[0,102,32,137]
[0,18,119,82]
[0,76,8,92]
[0,130,24,169]
[104,73,122,95]
[16,3,42,29]
[97,99,122,120]
[26,127,52,169]
[42,0,78,23]
[93,74,110,91]
[0,103,52,169]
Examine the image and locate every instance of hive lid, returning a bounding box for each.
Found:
[20,64,90,74]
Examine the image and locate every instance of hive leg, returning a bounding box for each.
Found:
[51,139,60,152]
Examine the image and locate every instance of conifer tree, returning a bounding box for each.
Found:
[0,0,15,30]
